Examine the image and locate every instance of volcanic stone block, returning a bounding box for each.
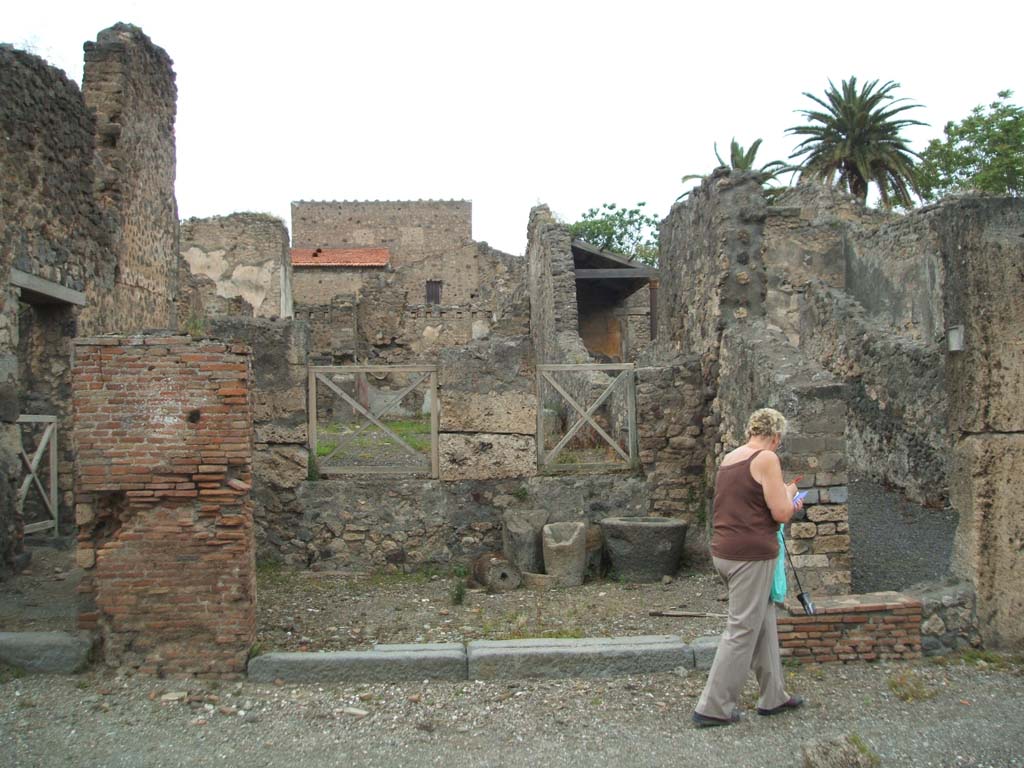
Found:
[438,433,535,481]
[440,392,536,435]
[502,508,550,574]
[542,521,587,587]
[0,632,94,674]
[600,516,688,582]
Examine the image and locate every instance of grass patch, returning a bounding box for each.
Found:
[0,663,25,684]
[887,670,936,702]
[256,559,294,589]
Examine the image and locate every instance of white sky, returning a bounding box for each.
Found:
[5,0,1021,255]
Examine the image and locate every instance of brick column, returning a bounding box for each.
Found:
[72,334,255,678]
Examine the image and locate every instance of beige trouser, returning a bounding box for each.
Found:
[695,556,789,720]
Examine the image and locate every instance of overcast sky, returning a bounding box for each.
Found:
[6,1,1021,255]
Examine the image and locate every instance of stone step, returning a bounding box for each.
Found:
[0,631,94,674]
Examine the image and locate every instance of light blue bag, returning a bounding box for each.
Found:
[770,525,787,604]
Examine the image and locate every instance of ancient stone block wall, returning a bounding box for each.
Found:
[799,281,947,505]
[2,27,179,574]
[294,297,358,361]
[80,23,178,336]
[179,214,292,326]
[715,323,851,595]
[657,170,768,373]
[1,46,112,568]
[942,197,1024,649]
[291,204,527,363]
[291,200,472,265]
[71,335,255,677]
[527,205,583,367]
[291,266,377,309]
[287,474,648,571]
[634,355,709,559]
[437,337,537,482]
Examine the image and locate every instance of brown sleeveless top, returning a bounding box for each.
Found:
[710,449,779,561]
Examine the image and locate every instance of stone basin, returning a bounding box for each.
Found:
[599,516,688,582]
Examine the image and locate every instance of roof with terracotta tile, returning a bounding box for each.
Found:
[291,247,390,267]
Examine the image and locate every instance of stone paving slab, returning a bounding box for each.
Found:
[467,635,694,680]
[247,642,468,683]
[0,631,94,674]
[691,635,720,671]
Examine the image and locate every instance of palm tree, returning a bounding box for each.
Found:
[787,77,925,208]
[679,138,793,200]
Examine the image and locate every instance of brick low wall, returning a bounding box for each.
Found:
[777,592,922,664]
[72,335,256,678]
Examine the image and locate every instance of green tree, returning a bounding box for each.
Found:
[679,138,794,200]
[917,91,1024,200]
[568,202,659,265]
[787,77,925,208]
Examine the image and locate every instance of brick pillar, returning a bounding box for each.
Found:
[71,334,255,678]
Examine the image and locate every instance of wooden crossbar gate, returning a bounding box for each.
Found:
[536,363,637,472]
[17,414,59,535]
[308,365,439,478]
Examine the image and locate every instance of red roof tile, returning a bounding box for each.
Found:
[291,247,390,267]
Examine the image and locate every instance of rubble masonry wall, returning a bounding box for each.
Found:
[179,213,292,325]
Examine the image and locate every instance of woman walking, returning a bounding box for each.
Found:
[692,408,805,727]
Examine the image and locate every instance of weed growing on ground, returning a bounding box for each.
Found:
[848,733,881,767]
[0,663,25,684]
[887,670,936,702]
[450,579,466,606]
[931,648,1024,673]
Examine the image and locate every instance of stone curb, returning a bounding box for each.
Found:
[247,635,714,683]
[468,635,694,680]
[0,631,94,674]
[247,642,468,683]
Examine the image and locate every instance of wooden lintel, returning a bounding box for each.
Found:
[574,268,657,280]
[10,269,86,306]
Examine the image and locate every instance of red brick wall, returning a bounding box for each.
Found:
[778,592,922,664]
[71,335,256,678]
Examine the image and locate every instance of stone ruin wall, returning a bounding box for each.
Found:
[661,171,1024,646]
[657,173,852,596]
[1,45,110,569]
[80,23,178,336]
[1,27,179,575]
[761,186,948,505]
[71,335,256,677]
[291,201,527,363]
[941,197,1024,649]
[178,214,292,328]
[715,323,852,595]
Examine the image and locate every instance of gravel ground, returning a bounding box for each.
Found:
[255,566,730,652]
[848,479,959,593]
[3,656,1023,767]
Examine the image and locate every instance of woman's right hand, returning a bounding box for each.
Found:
[785,482,798,499]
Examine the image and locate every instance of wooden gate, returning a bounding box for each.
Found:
[536,363,637,472]
[308,365,439,477]
[17,415,59,535]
